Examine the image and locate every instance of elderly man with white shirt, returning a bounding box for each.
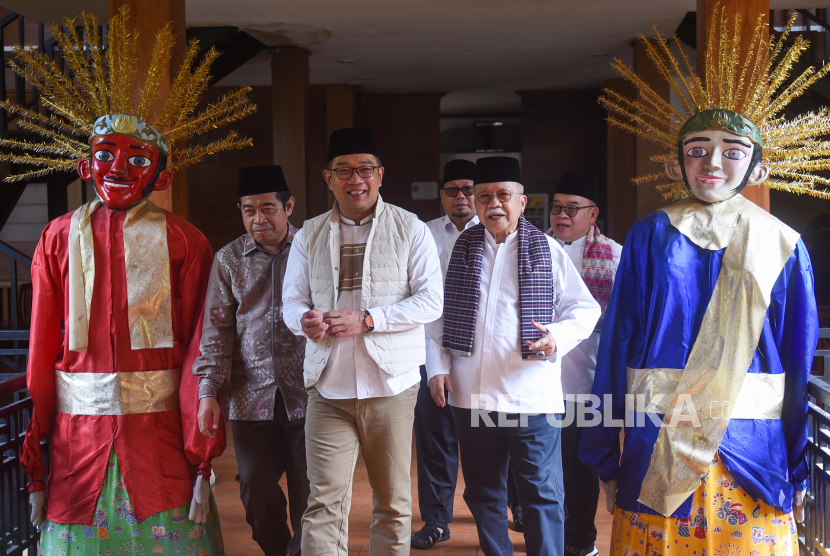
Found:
[427,156,601,556]
[547,172,622,556]
[412,159,478,550]
[282,128,443,556]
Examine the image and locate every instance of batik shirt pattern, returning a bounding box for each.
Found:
[194,227,306,421]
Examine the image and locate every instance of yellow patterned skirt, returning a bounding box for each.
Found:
[610,454,798,556]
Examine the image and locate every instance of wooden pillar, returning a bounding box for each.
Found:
[605,78,638,242]
[272,48,310,226]
[634,39,673,220]
[697,0,771,211]
[325,85,355,207]
[109,0,187,216]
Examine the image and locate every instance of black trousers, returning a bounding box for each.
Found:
[232,390,310,556]
[413,365,459,523]
[561,399,599,548]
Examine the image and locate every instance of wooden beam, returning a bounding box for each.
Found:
[697,0,771,211]
[109,0,187,217]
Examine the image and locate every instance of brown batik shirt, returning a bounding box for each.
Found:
[194,224,306,421]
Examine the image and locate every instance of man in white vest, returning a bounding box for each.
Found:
[283,128,444,556]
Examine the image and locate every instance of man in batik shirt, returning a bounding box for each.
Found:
[195,165,307,556]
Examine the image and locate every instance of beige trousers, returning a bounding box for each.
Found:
[301,384,419,556]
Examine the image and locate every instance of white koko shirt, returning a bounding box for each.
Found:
[283,214,443,400]
[426,227,601,414]
[425,214,480,259]
[554,234,622,397]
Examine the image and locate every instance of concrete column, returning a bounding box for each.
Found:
[109,0,187,216]
[697,0,771,211]
[272,47,310,226]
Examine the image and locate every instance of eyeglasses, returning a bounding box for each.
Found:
[476,190,518,205]
[550,203,596,217]
[443,185,475,198]
[328,166,380,180]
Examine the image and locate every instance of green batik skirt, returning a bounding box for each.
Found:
[38,449,224,556]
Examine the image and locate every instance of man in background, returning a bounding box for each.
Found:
[547,172,622,556]
[196,165,308,556]
[412,159,478,549]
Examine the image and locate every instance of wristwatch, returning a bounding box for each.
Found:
[363,310,375,332]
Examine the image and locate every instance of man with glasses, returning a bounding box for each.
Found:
[282,128,443,556]
[427,156,600,556]
[411,159,478,549]
[547,172,622,556]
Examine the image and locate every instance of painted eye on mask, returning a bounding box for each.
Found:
[128,155,153,168]
[686,146,709,157]
[723,149,747,160]
[94,150,115,162]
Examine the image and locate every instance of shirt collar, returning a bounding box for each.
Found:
[444,214,479,233]
[554,233,588,249]
[243,222,297,256]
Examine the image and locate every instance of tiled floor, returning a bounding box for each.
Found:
[214,429,613,555]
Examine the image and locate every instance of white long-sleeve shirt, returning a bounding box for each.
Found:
[425,214,480,259]
[283,213,443,400]
[553,234,622,397]
[426,227,601,414]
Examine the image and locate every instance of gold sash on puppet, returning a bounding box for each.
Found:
[56,368,181,415]
[637,194,799,517]
[68,198,174,352]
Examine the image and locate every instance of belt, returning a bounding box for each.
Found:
[626,367,784,420]
[56,369,181,416]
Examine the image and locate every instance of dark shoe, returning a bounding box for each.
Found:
[411,522,450,549]
[565,544,599,556]
[509,504,524,533]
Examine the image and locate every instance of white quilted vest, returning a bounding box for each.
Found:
[302,195,425,387]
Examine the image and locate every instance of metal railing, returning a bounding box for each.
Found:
[0,241,31,375]
[800,328,830,556]
[0,375,38,556]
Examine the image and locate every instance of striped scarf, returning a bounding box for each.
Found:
[443,215,554,360]
[546,223,615,320]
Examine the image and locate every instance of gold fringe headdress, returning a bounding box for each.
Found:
[601,9,830,200]
[0,6,257,182]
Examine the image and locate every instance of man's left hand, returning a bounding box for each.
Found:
[323,309,368,338]
[526,320,557,360]
[198,397,221,438]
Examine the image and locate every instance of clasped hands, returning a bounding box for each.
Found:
[301,309,368,342]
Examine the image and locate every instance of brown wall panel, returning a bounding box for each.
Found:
[519,89,608,235]
[306,85,331,220]
[355,92,443,223]
[187,86,273,252]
